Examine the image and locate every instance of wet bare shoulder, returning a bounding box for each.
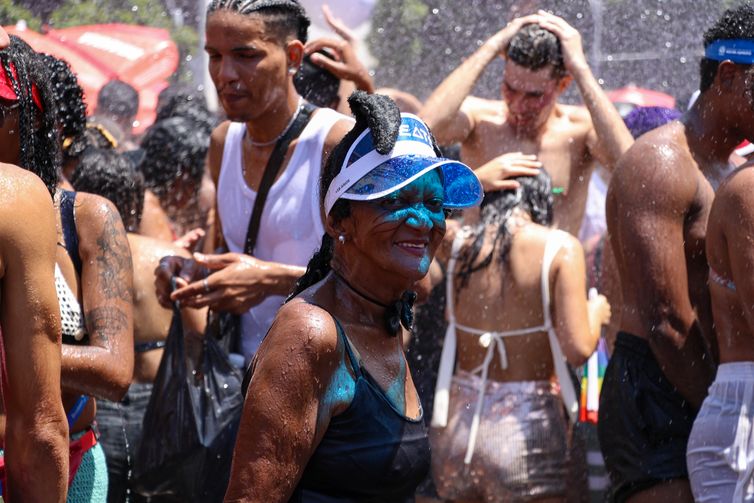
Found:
[614,122,692,188]
[322,117,355,165]
[258,300,341,367]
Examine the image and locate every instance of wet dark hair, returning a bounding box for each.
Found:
[71,148,144,232]
[155,84,215,134]
[700,4,754,92]
[138,116,208,202]
[0,36,61,197]
[288,90,442,301]
[455,170,554,291]
[207,0,310,44]
[97,79,139,120]
[294,50,340,108]
[506,23,566,79]
[39,54,87,161]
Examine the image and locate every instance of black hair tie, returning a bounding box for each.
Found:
[334,272,416,337]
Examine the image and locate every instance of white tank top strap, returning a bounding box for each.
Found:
[432,227,472,429]
[540,229,579,423]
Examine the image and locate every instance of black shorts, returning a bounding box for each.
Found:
[598,332,697,502]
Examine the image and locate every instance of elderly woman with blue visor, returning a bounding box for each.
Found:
[223,91,482,502]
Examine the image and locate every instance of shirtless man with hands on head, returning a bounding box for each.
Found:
[420,10,633,235]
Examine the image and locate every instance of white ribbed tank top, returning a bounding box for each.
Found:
[217,107,346,360]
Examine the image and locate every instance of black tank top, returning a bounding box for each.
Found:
[289,317,430,502]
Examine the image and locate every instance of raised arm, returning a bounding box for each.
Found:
[607,146,715,407]
[0,172,68,501]
[536,11,633,171]
[224,304,347,502]
[420,15,539,145]
[62,194,134,401]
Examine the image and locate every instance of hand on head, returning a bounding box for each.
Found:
[475,152,542,191]
[534,10,588,73]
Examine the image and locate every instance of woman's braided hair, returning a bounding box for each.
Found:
[0,36,60,197]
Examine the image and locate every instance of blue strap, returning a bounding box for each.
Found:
[67,395,89,428]
[333,317,363,379]
[59,190,83,277]
[134,340,167,353]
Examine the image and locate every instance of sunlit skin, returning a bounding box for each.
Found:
[603,61,754,503]
[705,164,754,364]
[420,12,633,236]
[223,171,444,502]
[433,215,604,384]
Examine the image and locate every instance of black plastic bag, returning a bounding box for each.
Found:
[132,305,244,502]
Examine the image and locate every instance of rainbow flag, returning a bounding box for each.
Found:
[579,337,609,424]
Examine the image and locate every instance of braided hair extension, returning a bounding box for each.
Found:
[455,169,554,292]
[70,148,144,232]
[207,0,310,44]
[0,36,60,197]
[39,54,87,161]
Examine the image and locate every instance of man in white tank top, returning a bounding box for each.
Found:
[155,0,352,361]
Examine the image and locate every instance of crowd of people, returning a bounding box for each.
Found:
[2,0,754,501]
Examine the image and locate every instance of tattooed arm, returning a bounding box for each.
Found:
[61,193,134,401]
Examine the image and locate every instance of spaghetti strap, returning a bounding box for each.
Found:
[332,317,363,379]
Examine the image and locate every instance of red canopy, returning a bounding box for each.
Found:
[5,23,179,133]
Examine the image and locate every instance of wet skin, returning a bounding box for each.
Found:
[224,171,444,502]
[705,163,754,364]
[421,16,633,237]
[0,164,69,501]
[434,219,600,384]
[54,191,134,434]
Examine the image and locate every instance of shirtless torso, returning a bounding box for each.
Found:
[421,12,632,237]
[459,97,596,235]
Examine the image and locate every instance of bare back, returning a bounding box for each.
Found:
[448,222,592,382]
[461,97,595,235]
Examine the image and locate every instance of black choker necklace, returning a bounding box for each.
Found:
[334,272,416,337]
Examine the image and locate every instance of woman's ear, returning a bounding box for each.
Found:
[326,210,355,241]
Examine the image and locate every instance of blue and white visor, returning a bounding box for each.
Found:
[324,113,483,215]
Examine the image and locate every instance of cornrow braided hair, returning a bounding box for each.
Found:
[207,0,310,43]
[40,53,86,160]
[0,36,60,197]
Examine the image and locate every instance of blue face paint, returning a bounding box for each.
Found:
[316,338,357,434]
[375,170,446,276]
